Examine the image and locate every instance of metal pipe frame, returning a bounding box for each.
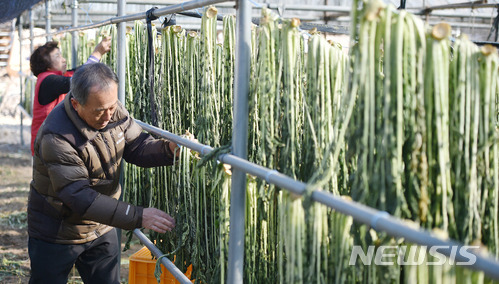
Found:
[82,0,216,4]
[50,10,118,16]
[28,16,495,33]
[29,21,220,31]
[31,14,341,26]
[40,11,498,22]
[264,3,350,13]
[23,0,231,282]
[117,0,126,104]
[25,1,499,41]
[46,0,52,41]
[227,0,251,282]
[71,0,79,69]
[420,11,499,19]
[27,18,495,41]
[74,0,499,18]
[422,2,499,14]
[82,0,352,13]
[29,9,35,116]
[29,9,34,53]
[22,0,499,282]
[473,40,499,46]
[134,120,499,281]
[30,0,499,34]
[27,0,230,40]
[133,229,191,284]
[116,1,126,281]
[442,21,494,29]
[18,16,24,146]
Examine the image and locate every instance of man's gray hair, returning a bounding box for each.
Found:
[70,63,119,105]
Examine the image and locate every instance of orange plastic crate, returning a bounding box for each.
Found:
[128,246,193,284]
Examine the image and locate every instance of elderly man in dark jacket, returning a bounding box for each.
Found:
[28,63,179,284]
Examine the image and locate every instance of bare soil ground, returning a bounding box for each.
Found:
[0,73,142,283]
[0,143,31,283]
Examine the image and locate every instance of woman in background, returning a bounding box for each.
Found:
[29,37,111,155]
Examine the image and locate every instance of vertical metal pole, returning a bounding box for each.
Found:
[29,9,34,53]
[71,0,78,68]
[45,0,51,41]
[117,0,126,104]
[227,0,251,283]
[29,9,34,115]
[324,0,328,25]
[117,0,126,280]
[18,16,24,146]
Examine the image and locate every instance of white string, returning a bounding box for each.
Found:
[248,0,263,8]
[80,3,93,25]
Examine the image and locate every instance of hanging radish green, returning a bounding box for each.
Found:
[108,1,499,283]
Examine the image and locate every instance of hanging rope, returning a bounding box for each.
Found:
[487,5,499,42]
[196,143,232,168]
[146,7,159,126]
[162,13,176,28]
[398,0,407,9]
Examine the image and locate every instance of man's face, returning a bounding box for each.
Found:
[71,82,118,130]
[47,48,67,72]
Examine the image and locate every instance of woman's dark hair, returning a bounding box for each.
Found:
[30,41,59,77]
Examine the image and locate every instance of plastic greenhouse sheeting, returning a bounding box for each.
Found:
[0,0,44,24]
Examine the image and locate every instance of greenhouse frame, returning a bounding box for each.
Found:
[5,0,499,282]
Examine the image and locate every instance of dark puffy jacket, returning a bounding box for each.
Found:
[28,94,175,244]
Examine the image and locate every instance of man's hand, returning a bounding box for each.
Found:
[142,208,175,233]
[168,130,198,158]
[91,37,112,60]
[168,141,181,158]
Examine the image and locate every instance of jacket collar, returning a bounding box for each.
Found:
[63,93,129,141]
[41,70,63,76]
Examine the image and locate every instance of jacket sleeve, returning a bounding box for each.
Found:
[122,118,176,167]
[40,134,143,230]
[82,194,143,230]
[38,75,71,105]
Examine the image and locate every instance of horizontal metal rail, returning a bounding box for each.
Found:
[34,11,497,24]
[50,10,117,16]
[25,2,499,40]
[443,21,495,29]
[70,0,499,16]
[26,0,230,40]
[264,3,350,13]
[81,0,351,13]
[421,1,499,14]
[420,11,499,19]
[135,119,499,280]
[133,229,191,284]
[81,0,234,5]
[28,0,499,36]
[473,40,499,47]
